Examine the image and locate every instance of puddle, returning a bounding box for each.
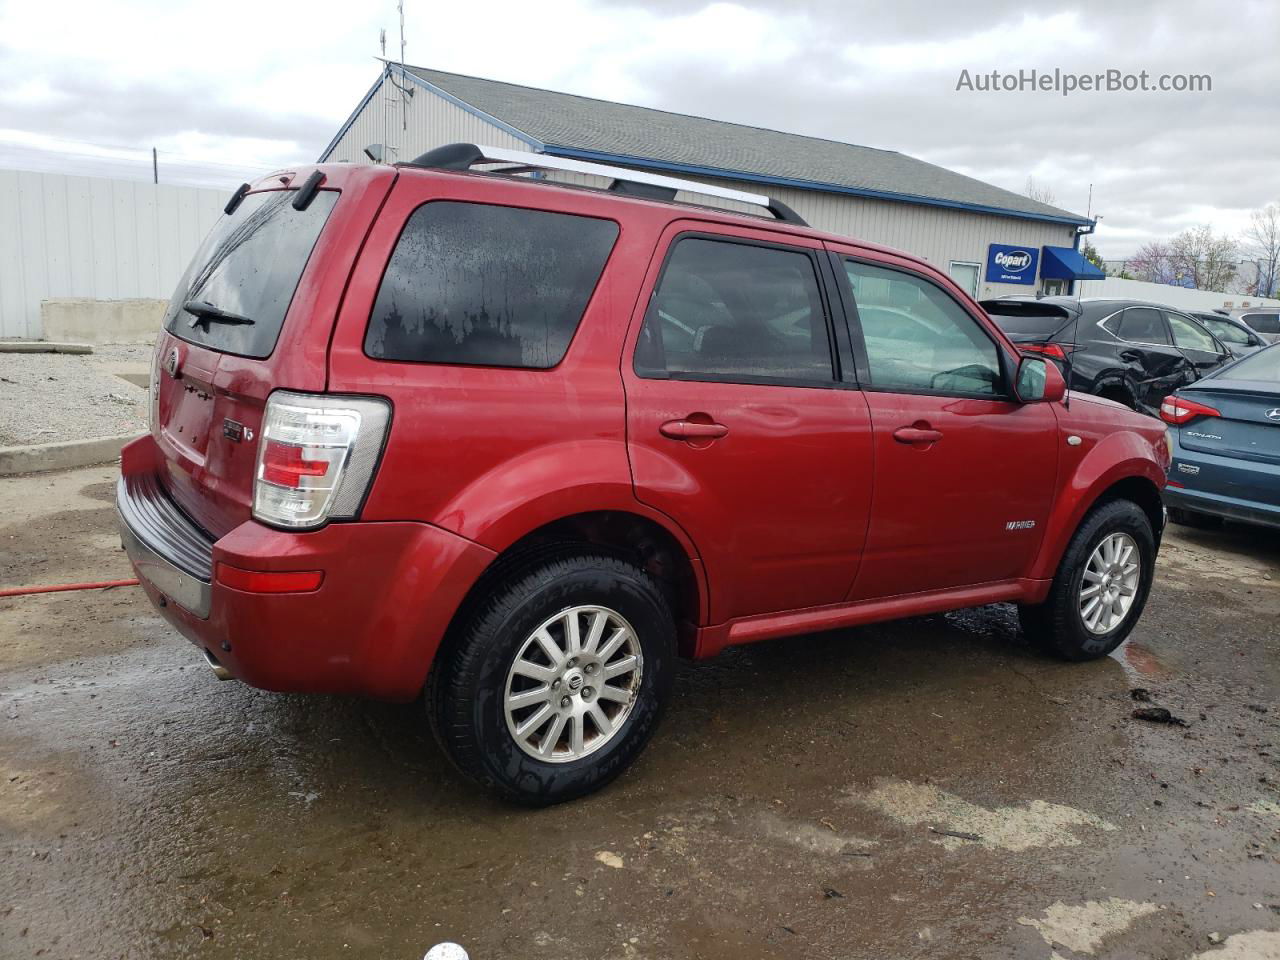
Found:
[1114,640,1172,680]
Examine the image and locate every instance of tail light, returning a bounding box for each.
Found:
[253,391,391,529]
[1159,395,1221,425]
[1019,342,1073,361]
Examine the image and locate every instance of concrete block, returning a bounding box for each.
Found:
[40,299,167,344]
[0,433,144,476]
[0,341,94,354]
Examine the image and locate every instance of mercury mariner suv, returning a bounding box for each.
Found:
[118,144,1171,805]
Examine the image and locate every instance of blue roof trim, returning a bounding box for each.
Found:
[543,145,1093,227]
[400,70,543,150]
[318,68,387,162]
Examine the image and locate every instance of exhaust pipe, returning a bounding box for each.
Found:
[201,647,234,681]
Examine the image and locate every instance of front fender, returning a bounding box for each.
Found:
[1029,429,1165,581]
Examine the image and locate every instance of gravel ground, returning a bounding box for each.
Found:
[0,343,152,446]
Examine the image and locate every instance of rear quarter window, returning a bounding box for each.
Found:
[365,201,619,368]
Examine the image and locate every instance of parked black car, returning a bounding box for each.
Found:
[980,297,1233,417]
[1186,311,1267,358]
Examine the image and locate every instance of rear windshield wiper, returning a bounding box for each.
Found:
[183,299,254,328]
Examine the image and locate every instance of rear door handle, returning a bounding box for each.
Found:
[1119,349,1143,363]
[893,427,943,444]
[660,419,729,440]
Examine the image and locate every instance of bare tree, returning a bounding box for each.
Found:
[1025,176,1057,206]
[1242,202,1280,297]
[1167,224,1239,292]
[1125,242,1175,284]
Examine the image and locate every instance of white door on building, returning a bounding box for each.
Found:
[948,261,980,299]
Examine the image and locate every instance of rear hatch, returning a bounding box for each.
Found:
[1177,378,1280,506]
[980,298,1074,349]
[151,166,393,538]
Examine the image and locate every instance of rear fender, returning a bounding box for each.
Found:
[1030,429,1165,581]
[434,439,709,623]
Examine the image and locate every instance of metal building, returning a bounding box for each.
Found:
[322,64,1103,300]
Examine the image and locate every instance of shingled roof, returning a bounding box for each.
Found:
[327,65,1089,226]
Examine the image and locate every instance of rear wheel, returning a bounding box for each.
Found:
[1018,499,1155,661]
[427,553,676,806]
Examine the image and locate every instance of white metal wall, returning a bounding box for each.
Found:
[1075,276,1280,312]
[0,169,224,339]
[324,77,1079,301]
[325,71,534,167]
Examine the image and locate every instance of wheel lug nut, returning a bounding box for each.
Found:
[566,657,577,667]
[583,686,594,700]
[584,663,595,675]
[552,678,561,689]
[560,696,572,709]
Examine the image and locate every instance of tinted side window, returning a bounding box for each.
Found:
[844,260,1002,397]
[366,202,618,368]
[1116,308,1170,344]
[1166,313,1219,352]
[1243,313,1280,334]
[634,237,834,383]
[1201,318,1249,345]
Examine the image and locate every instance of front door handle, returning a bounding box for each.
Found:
[893,426,943,444]
[660,419,729,441]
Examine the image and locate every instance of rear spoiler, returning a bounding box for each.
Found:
[978,298,1074,320]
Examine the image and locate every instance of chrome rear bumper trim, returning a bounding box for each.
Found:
[116,476,213,619]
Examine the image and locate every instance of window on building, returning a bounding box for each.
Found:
[634,237,835,384]
[843,259,1002,396]
[366,202,618,368]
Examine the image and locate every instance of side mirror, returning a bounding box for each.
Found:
[1015,356,1066,403]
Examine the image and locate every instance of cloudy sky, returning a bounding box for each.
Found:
[1,0,1275,257]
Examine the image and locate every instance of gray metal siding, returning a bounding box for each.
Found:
[0,169,223,339]
[325,73,531,166]
[325,82,1077,301]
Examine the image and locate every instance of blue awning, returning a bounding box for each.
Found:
[1041,245,1106,280]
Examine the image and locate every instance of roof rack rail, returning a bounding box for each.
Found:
[405,142,808,226]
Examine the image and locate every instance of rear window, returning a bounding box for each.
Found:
[365,201,619,368]
[1219,345,1280,381]
[985,312,1069,338]
[1242,313,1280,334]
[163,189,338,359]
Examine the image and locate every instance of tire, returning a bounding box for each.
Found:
[1018,499,1156,661]
[1168,506,1223,529]
[427,552,676,806]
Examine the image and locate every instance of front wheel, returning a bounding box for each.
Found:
[1018,499,1156,661]
[427,553,676,806]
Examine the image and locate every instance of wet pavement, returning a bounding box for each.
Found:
[1,466,1277,960]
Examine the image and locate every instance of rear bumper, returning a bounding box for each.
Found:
[1165,485,1280,529]
[1168,433,1280,530]
[117,436,495,700]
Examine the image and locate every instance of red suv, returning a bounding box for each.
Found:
[118,144,1170,804]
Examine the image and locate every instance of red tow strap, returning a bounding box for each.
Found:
[0,579,140,598]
